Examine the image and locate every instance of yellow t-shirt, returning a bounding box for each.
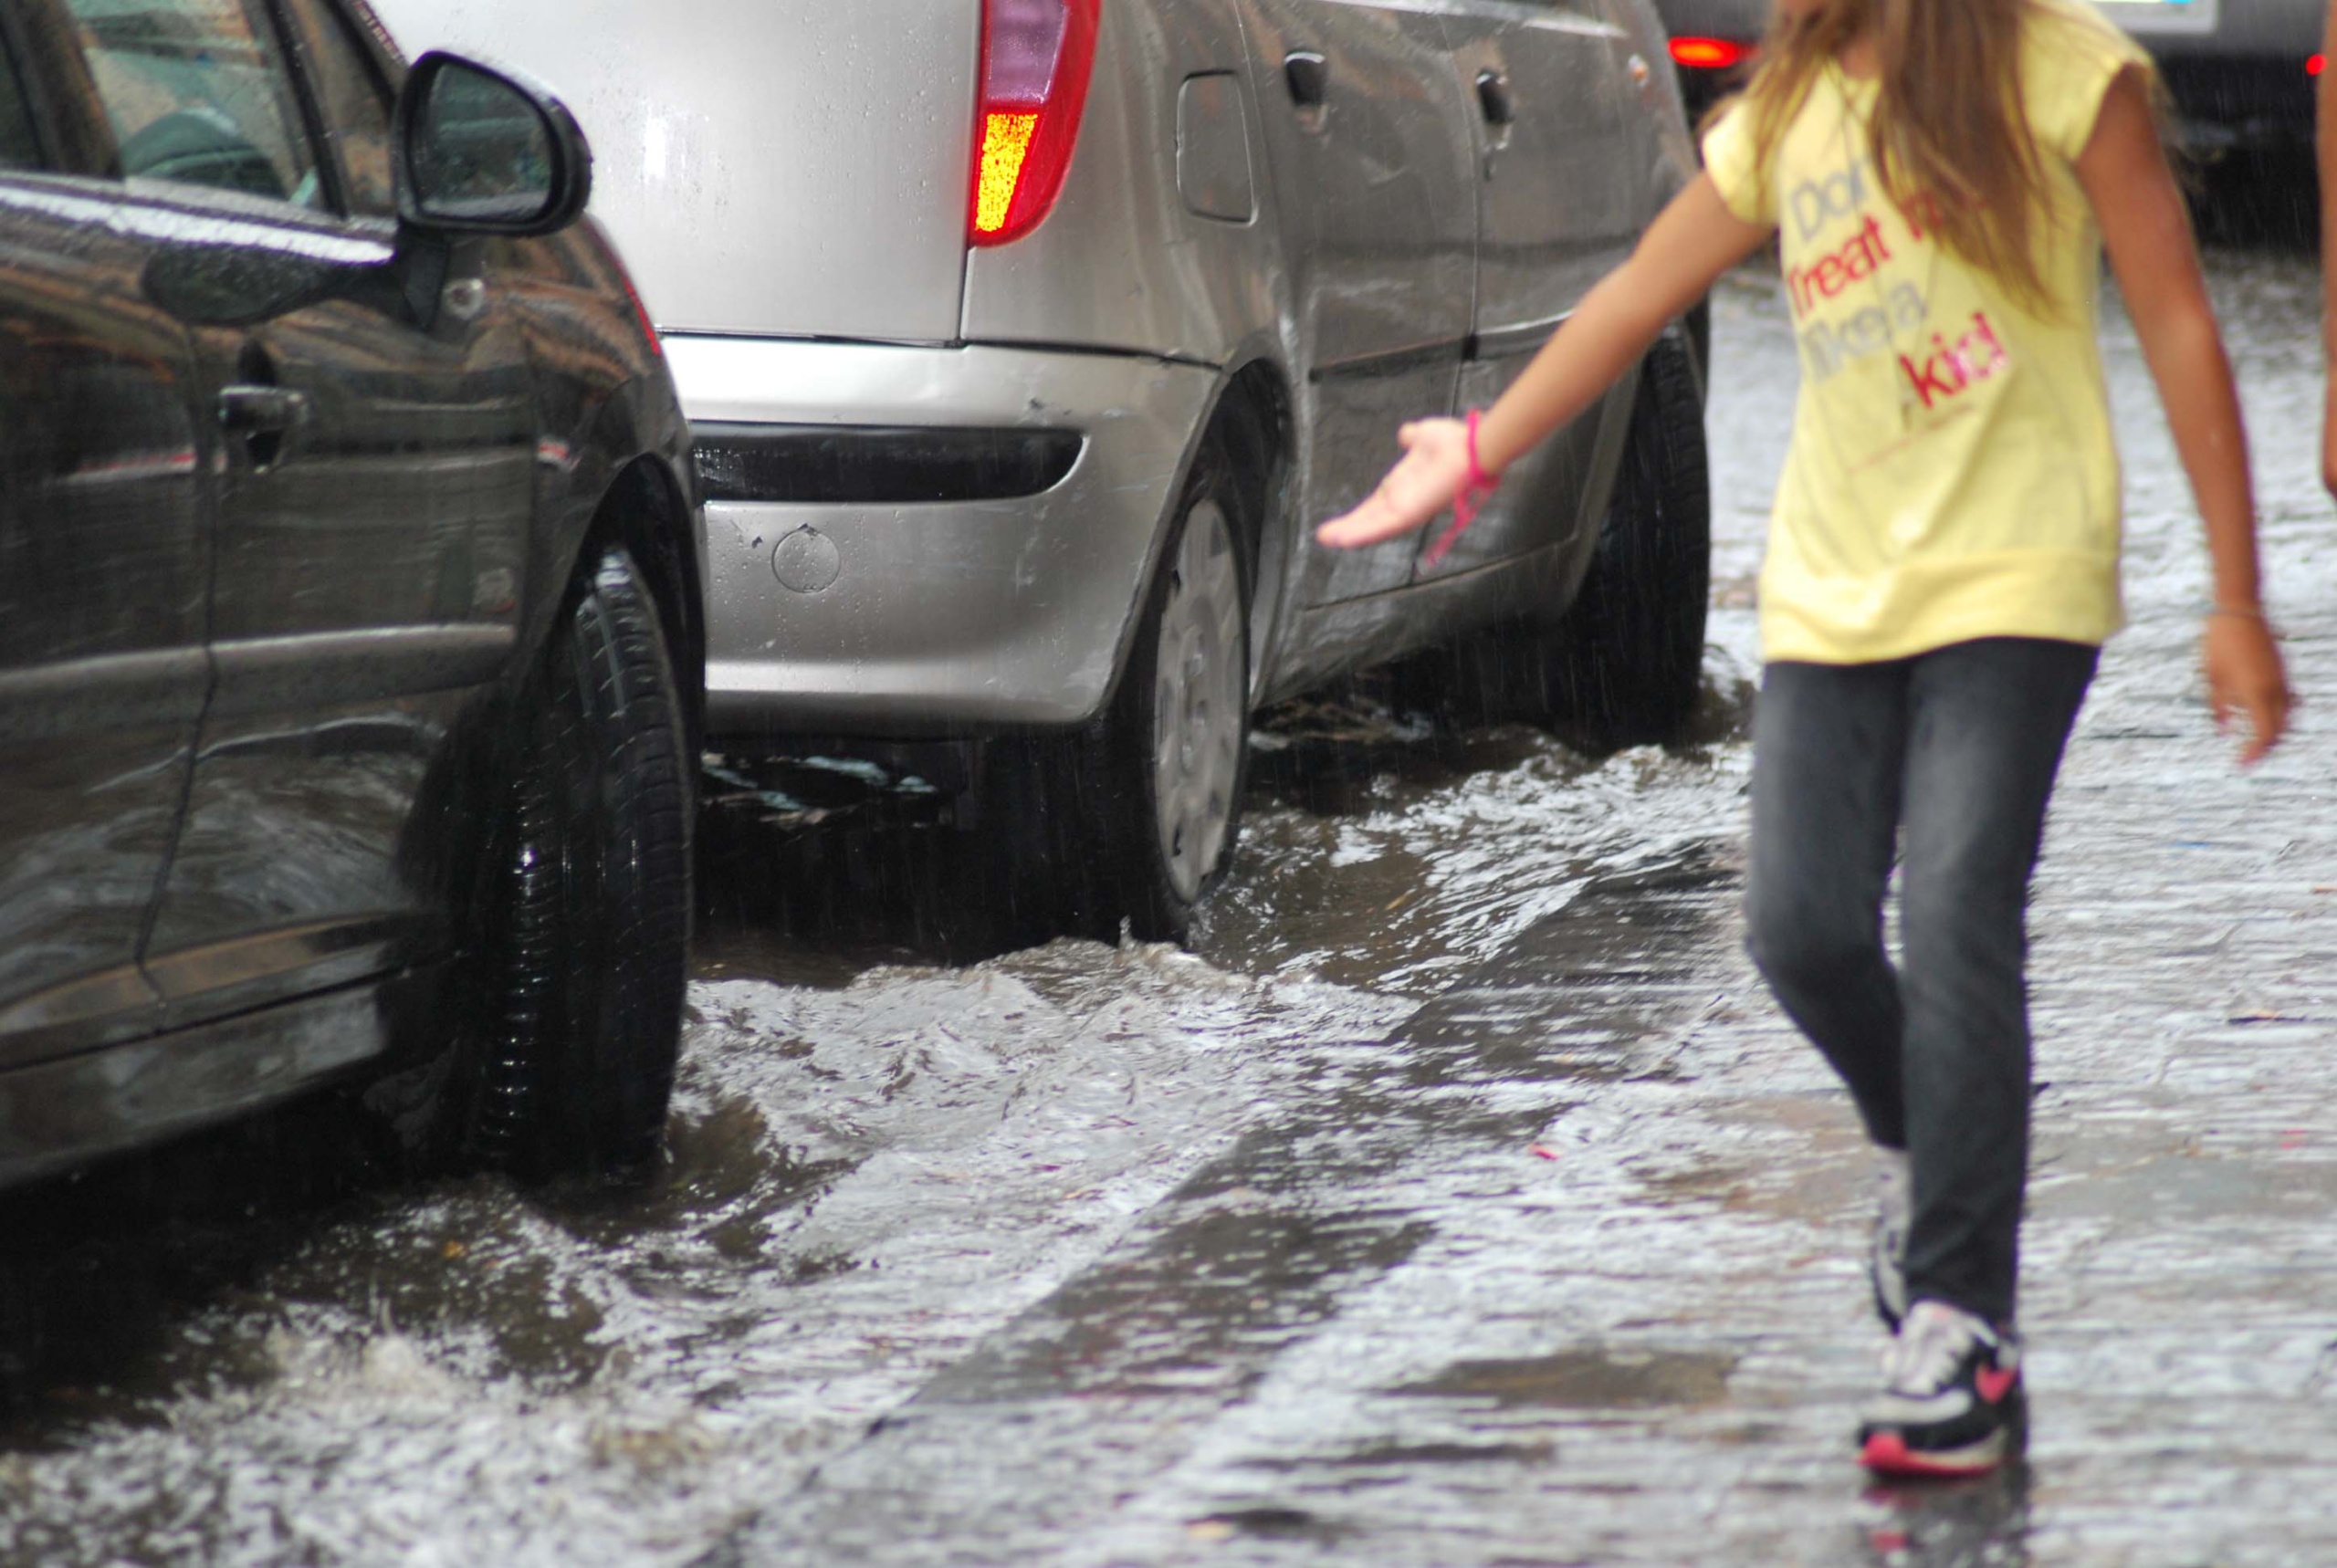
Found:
[1702,0,2151,664]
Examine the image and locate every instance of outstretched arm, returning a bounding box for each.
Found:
[1316,174,1769,550]
[2078,65,2289,763]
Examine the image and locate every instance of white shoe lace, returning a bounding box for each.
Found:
[1882,1301,1994,1397]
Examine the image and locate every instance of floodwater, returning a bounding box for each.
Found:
[5,190,2336,1565]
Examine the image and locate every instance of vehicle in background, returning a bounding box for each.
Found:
[372,0,1712,944]
[1656,0,2326,149]
[0,0,702,1191]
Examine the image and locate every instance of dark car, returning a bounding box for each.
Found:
[0,0,704,1190]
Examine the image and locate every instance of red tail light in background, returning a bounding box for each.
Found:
[1668,37,1751,70]
[971,0,1101,246]
[2310,52,2327,76]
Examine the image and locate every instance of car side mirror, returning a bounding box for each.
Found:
[394,52,592,236]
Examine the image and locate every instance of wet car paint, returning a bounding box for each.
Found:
[2,213,2335,1563]
[0,0,701,1183]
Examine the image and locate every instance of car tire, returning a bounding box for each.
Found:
[1106,438,1253,941]
[1537,331,1711,744]
[468,543,693,1184]
[989,436,1252,946]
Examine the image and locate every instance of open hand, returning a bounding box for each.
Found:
[2204,611,2290,765]
[1315,418,1475,550]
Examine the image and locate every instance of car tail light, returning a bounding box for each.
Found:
[1668,37,1750,70]
[971,0,1100,246]
[2311,52,2327,77]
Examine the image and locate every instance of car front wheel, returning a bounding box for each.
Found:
[467,542,693,1183]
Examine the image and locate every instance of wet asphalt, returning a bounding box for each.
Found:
[3,171,2334,1566]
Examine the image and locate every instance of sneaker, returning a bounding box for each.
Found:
[1858,1300,2023,1478]
[1871,1147,1911,1330]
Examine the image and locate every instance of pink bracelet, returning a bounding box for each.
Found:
[1422,408,1501,569]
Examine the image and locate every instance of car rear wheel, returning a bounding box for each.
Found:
[1109,455,1251,939]
[465,543,693,1184]
[1535,329,1710,744]
[989,437,1251,946]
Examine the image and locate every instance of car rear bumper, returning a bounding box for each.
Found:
[664,335,1215,737]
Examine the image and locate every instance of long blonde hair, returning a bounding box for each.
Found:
[1734,0,2053,307]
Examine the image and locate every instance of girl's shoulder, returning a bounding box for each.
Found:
[2019,0,2154,160]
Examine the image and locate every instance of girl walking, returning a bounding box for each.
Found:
[1319,0,2290,1477]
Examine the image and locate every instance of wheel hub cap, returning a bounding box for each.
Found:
[1152,499,1244,904]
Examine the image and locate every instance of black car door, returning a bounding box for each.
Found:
[50,0,537,1023]
[0,17,216,1068]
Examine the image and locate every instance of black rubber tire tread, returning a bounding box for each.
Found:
[481,544,692,1183]
[1539,330,1712,745]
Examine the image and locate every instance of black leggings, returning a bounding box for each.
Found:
[1745,637,2096,1328]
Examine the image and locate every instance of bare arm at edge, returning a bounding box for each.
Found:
[2078,64,2290,762]
[1315,175,1769,550]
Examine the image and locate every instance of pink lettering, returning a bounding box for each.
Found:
[1900,350,1959,410]
[1787,213,1899,318]
[1898,311,2007,411]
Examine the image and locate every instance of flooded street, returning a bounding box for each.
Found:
[7,221,2337,1565]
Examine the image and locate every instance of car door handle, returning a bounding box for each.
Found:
[1476,70,1516,127]
[1284,51,1329,108]
[217,384,309,435]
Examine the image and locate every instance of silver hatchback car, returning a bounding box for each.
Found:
[373,0,1710,939]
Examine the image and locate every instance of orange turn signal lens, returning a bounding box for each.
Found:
[975,111,1041,236]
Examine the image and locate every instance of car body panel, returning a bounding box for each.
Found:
[0,173,213,1071]
[960,0,1275,365]
[0,968,431,1189]
[1423,0,1643,582]
[369,0,981,343]
[676,333,1216,733]
[145,205,540,1028]
[1238,0,1482,609]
